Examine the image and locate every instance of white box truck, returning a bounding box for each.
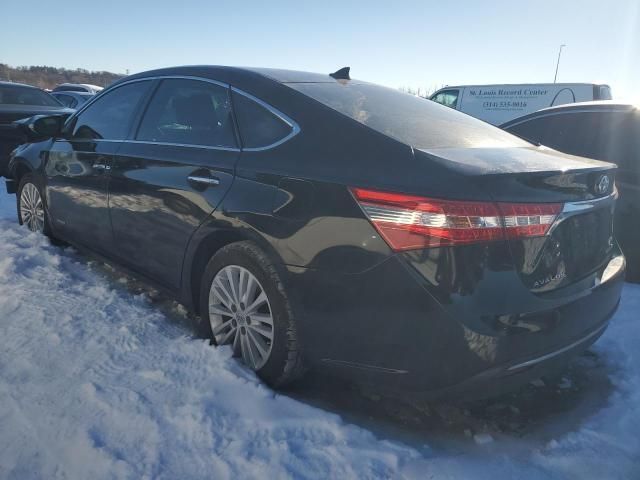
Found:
[430,83,612,125]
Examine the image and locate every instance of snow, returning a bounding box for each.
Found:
[0,188,639,479]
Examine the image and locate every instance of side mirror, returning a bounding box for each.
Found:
[16,114,69,140]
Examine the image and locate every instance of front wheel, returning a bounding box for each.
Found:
[17,174,51,235]
[200,241,305,387]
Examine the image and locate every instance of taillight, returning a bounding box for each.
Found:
[351,187,562,251]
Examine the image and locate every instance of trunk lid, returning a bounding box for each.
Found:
[419,146,618,292]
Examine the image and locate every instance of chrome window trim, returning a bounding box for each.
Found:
[54,137,241,153]
[125,139,240,152]
[64,74,301,152]
[231,86,301,151]
[55,138,123,143]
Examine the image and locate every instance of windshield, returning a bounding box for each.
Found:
[289,82,530,149]
[0,85,62,107]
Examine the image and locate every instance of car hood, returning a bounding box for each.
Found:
[0,105,75,124]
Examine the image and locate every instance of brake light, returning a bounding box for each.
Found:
[351,187,562,251]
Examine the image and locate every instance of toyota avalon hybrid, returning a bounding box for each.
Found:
[6,66,625,397]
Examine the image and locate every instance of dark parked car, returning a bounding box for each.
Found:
[50,91,95,109]
[502,102,639,282]
[0,81,74,177]
[6,66,625,398]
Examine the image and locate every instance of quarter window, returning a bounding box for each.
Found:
[71,81,151,140]
[232,91,293,149]
[136,79,236,148]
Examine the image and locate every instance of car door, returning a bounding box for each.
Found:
[45,80,152,254]
[108,77,239,289]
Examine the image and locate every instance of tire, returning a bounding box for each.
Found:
[16,173,54,238]
[199,241,305,387]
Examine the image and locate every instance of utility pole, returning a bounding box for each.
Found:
[554,44,566,83]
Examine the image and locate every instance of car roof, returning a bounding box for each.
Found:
[501,101,638,128]
[243,67,342,83]
[115,65,351,87]
[0,80,42,90]
[51,90,94,97]
[57,83,103,88]
[434,83,608,91]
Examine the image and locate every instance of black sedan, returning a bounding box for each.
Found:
[502,102,639,282]
[0,81,74,177]
[6,66,625,398]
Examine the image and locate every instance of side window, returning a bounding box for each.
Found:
[136,79,236,148]
[54,94,73,107]
[507,114,576,150]
[232,90,294,149]
[509,112,635,166]
[63,96,79,108]
[71,81,150,140]
[431,89,459,108]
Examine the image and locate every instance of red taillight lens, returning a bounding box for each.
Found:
[351,187,562,251]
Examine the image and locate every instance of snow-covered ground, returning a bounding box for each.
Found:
[0,189,638,479]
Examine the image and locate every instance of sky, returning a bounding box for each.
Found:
[2,0,639,101]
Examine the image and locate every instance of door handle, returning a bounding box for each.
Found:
[93,164,111,171]
[187,175,220,186]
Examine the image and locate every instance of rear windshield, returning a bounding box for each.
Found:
[0,85,62,107]
[288,82,529,149]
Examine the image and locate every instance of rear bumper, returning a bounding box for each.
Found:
[417,304,615,401]
[288,244,625,398]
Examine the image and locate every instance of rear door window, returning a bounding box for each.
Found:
[231,90,294,149]
[136,79,236,148]
[70,81,151,140]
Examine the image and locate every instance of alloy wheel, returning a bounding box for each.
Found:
[208,265,274,370]
[20,183,45,233]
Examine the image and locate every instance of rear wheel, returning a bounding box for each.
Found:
[200,241,305,387]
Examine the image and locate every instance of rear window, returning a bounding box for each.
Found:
[54,85,87,92]
[288,82,529,149]
[0,85,62,107]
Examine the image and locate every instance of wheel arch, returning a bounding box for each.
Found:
[183,222,286,315]
[10,159,33,185]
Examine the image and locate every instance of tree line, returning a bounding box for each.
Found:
[0,64,125,90]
